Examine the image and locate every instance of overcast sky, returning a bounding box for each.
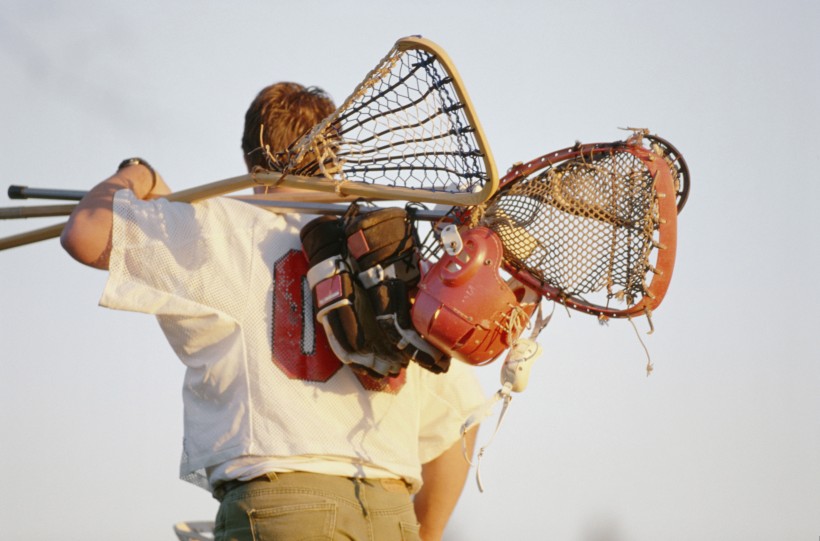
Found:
[1,1,819,540]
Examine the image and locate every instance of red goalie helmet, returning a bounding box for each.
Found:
[411,226,540,365]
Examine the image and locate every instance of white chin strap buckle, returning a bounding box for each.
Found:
[500,338,541,393]
[440,223,463,256]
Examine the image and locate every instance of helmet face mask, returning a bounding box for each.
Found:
[411,227,539,366]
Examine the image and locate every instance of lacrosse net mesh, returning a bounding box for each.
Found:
[283,39,493,195]
[474,148,661,314]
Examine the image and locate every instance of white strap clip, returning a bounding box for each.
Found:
[440,224,463,256]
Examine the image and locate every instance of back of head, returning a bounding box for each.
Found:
[242,82,336,172]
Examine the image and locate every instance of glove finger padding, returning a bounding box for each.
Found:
[301,214,407,378]
[345,208,419,283]
[345,208,450,374]
[301,216,364,353]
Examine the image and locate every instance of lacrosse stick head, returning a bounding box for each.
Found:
[472,132,686,320]
[642,132,690,213]
[277,36,497,206]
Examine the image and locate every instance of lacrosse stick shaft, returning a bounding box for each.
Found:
[0,204,79,219]
[1,197,448,220]
[0,185,448,250]
[8,185,88,201]
[9,170,403,203]
[1,173,269,251]
[1,197,446,221]
[0,185,377,220]
[0,223,67,250]
[5,184,367,204]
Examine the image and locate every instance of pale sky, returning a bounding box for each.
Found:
[1,1,819,540]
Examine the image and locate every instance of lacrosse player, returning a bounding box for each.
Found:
[61,82,483,541]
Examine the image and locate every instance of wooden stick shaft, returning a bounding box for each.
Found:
[1,186,368,220]
[0,204,79,219]
[0,174,264,251]
[0,223,67,251]
[2,198,448,221]
[1,180,449,250]
[7,184,367,203]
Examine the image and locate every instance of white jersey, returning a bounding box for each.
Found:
[99,190,485,492]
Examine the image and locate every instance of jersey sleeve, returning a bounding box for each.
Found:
[100,191,296,359]
[102,191,231,313]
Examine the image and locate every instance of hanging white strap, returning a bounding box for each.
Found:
[473,387,513,492]
[459,300,555,492]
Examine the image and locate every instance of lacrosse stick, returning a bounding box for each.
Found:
[1,35,496,251]
[465,130,687,321]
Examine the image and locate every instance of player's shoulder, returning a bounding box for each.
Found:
[195,197,291,229]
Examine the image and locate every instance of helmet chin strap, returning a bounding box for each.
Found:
[460,303,553,492]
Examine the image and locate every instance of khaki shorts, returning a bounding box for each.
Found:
[214,472,420,541]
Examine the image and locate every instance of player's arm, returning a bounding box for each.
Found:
[61,161,170,270]
[414,426,477,541]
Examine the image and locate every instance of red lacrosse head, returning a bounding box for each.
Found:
[411,227,538,365]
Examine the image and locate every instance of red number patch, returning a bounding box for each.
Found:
[272,250,341,382]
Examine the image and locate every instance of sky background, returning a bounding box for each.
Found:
[1,1,819,540]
